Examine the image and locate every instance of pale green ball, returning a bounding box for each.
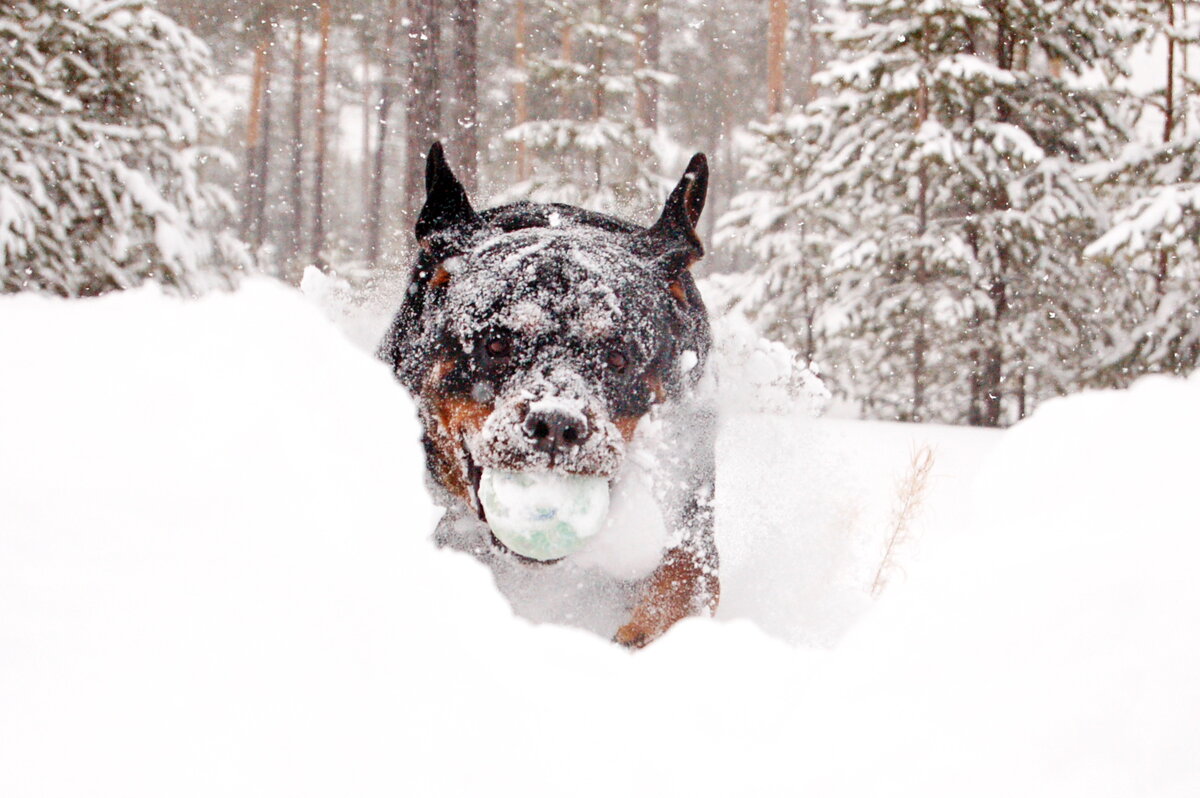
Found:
[478,468,610,561]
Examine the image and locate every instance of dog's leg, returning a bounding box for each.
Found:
[615,539,719,649]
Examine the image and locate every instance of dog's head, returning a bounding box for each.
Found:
[382,144,711,516]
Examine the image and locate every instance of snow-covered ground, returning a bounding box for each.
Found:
[1,281,1197,797]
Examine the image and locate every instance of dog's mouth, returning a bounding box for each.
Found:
[464,444,618,567]
[462,447,561,565]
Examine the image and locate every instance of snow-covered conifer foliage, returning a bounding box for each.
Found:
[0,0,246,297]
[1085,7,1200,381]
[501,0,671,217]
[722,0,1136,425]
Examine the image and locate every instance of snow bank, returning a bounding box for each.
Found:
[2,281,1196,797]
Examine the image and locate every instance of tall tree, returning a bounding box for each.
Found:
[405,0,442,228]
[286,6,306,266]
[767,0,788,115]
[244,8,276,250]
[367,0,402,269]
[1085,1,1200,381]
[311,0,333,270]
[513,0,531,182]
[637,0,661,130]
[0,0,247,296]
[723,0,1135,425]
[502,0,670,216]
[451,0,480,192]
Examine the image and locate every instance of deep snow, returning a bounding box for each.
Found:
[1,280,1197,797]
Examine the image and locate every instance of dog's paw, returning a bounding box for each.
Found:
[613,621,659,649]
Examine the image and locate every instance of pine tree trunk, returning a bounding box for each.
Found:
[287,10,305,269]
[1158,0,1177,297]
[367,0,401,270]
[257,47,274,251]
[560,14,575,122]
[312,0,333,271]
[592,0,607,191]
[976,2,1014,428]
[451,0,479,192]
[767,0,787,115]
[361,28,373,197]
[405,0,441,230]
[912,64,929,424]
[799,0,820,103]
[637,1,660,130]
[514,0,530,181]
[244,17,273,249]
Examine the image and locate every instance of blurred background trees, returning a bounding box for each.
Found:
[0,0,247,296]
[1,0,1197,426]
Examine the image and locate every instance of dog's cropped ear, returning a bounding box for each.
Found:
[643,153,708,260]
[415,142,477,245]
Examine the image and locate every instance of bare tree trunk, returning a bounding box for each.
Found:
[514,0,530,181]
[451,0,479,192]
[912,58,929,424]
[405,0,441,229]
[799,0,820,103]
[244,16,274,249]
[361,27,373,196]
[560,14,575,117]
[1158,0,1177,297]
[767,0,788,115]
[258,46,275,251]
[312,0,333,271]
[287,10,306,268]
[592,0,607,191]
[367,0,401,269]
[636,0,660,130]
[975,3,1015,428]
[1182,0,1190,138]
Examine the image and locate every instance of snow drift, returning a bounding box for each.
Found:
[1,281,1197,797]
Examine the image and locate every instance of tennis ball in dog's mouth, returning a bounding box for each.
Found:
[477,468,610,561]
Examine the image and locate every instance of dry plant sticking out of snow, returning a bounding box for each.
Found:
[871,445,935,599]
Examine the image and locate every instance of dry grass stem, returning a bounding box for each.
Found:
[870,445,935,598]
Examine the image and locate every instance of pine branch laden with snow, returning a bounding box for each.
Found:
[720,0,1143,425]
[1084,133,1200,380]
[0,0,249,297]
[496,0,672,219]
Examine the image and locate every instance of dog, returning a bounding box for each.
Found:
[379,143,717,647]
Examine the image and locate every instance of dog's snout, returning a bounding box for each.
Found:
[523,407,590,452]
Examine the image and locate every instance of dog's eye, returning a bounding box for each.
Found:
[485,335,512,358]
[606,350,629,373]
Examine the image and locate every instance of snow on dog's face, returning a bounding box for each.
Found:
[381,144,711,522]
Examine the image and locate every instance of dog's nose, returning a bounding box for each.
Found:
[523,408,590,452]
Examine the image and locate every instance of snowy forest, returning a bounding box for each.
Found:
[2,0,1199,426]
[5,4,1200,792]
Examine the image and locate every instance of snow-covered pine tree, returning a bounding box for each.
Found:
[715,116,837,365]
[1085,1,1200,382]
[0,0,247,297]
[501,0,673,218]
[721,0,1135,425]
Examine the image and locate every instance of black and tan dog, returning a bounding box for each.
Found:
[380,144,717,647]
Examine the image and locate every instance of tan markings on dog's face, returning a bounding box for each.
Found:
[430,265,452,288]
[667,277,688,305]
[423,358,494,503]
[647,373,667,404]
[613,415,640,442]
[613,373,669,442]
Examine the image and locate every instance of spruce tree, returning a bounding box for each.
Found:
[1085,2,1200,381]
[0,0,246,297]
[722,0,1135,424]
[501,0,672,218]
